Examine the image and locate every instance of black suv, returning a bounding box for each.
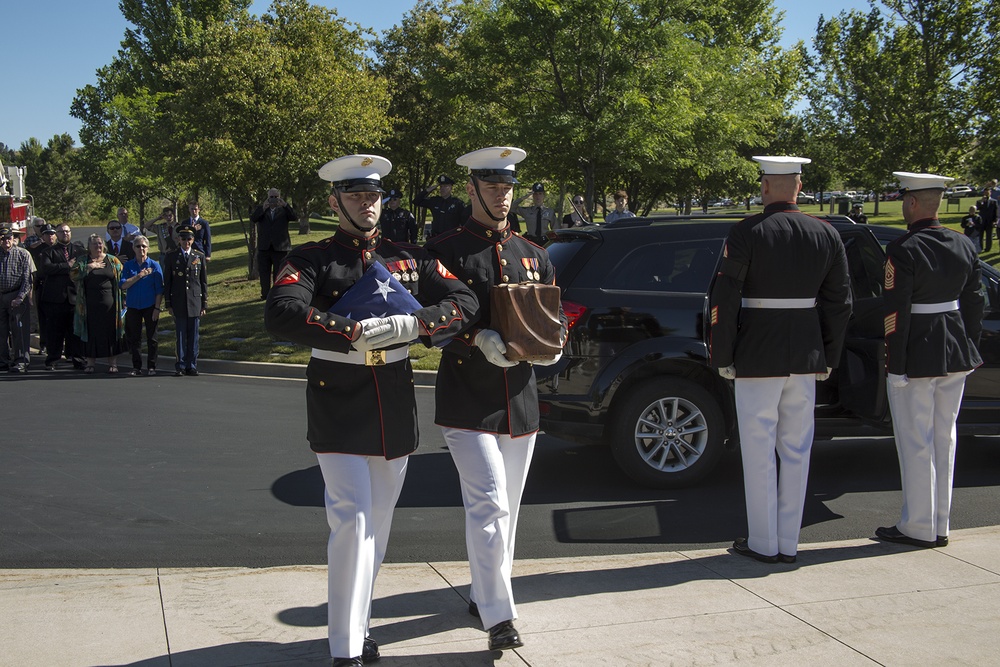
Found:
[536,217,1000,489]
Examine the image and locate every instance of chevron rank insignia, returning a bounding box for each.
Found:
[274,263,300,286]
[884,312,897,335]
[884,258,895,290]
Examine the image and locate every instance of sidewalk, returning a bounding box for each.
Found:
[2,527,998,666]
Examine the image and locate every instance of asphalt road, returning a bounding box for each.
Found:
[3,367,1000,569]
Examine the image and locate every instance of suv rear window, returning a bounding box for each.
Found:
[602,239,723,293]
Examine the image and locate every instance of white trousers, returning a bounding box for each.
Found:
[316,452,408,659]
[887,373,966,542]
[735,375,816,557]
[443,428,535,630]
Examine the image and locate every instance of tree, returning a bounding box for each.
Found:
[374,0,470,222]
[809,0,990,198]
[18,135,92,222]
[448,0,796,218]
[163,0,391,276]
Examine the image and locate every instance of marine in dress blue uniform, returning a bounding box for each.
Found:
[876,172,984,549]
[264,155,478,667]
[426,147,566,652]
[709,156,852,563]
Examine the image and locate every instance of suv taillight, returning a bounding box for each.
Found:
[562,300,587,330]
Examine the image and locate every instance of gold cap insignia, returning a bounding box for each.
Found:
[361,157,373,167]
[500,149,512,158]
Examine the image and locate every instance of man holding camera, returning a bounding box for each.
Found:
[250,189,297,300]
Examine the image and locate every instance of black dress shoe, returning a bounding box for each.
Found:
[875,526,937,548]
[937,535,949,547]
[731,537,779,563]
[487,620,523,651]
[174,370,184,376]
[362,637,380,663]
[185,368,199,376]
[468,600,480,617]
[332,658,363,667]
[778,553,797,564]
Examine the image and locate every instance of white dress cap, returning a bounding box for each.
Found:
[752,155,812,175]
[456,146,527,183]
[318,155,392,191]
[892,171,954,192]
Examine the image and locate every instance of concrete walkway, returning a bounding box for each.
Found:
[3,527,998,666]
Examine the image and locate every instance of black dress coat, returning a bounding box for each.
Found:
[264,228,479,459]
[426,217,566,437]
[249,204,297,252]
[709,203,853,377]
[883,218,984,377]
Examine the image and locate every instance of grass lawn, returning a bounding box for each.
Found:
[155,195,990,371]
[154,216,444,370]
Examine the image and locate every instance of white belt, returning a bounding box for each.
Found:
[311,347,409,366]
[911,300,959,314]
[741,298,816,309]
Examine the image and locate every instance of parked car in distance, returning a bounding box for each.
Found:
[537,217,1000,489]
[946,185,974,198]
[796,192,815,204]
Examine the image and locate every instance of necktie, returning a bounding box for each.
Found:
[113,242,119,254]
[535,208,542,237]
[62,246,69,262]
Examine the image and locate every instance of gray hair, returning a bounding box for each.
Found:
[132,234,150,247]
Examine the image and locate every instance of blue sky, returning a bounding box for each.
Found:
[2,0,868,150]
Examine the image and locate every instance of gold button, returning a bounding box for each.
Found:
[467,279,473,285]
[500,259,507,266]
[344,326,351,332]
[319,380,326,387]
[497,244,503,252]
[352,239,360,246]
[332,290,339,297]
[440,315,446,322]
[313,315,321,321]
[501,275,509,283]
[451,309,457,315]
[428,323,435,329]
[486,230,493,237]
[365,252,372,259]
[463,333,470,339]
[457,359,463,365]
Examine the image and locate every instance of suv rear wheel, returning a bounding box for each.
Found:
[609,378,725,488]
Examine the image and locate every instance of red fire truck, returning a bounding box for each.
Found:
[0,159,31,233]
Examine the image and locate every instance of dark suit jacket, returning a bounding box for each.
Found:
[39,242,86,304]
[977,197,998,228]
[162,249,208,318]
[106,239,136,262]
[182,217,212,258]
[249,204,297,251]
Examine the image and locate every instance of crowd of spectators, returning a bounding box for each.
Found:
[1,206,207,376]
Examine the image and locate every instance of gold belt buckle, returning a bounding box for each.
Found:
[365,350,386,366]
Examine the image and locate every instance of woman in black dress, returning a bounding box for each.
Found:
[71,234,125,373]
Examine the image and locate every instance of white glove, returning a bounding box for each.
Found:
[351,318,389,353]
[533,351,562,367]
[717,365,736,380]
[888,373,909,388]
[363,315,420,348]
[474,329,517,367]
[817,367,833,382]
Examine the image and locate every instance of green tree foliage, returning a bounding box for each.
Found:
[447,0,795,217]
[18,135,93,222]
[809,0,990,193]
[374,1,470,209]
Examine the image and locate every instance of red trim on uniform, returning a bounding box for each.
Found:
[305,307,356,339]
[370,366,387,457]
[435,260,458,280]
[274,263,300,286]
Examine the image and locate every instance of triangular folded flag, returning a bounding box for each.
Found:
[328,262,422,319]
